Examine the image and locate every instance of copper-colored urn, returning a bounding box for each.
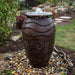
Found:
[22,10,55,68]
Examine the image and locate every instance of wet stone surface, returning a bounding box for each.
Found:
[4,49,73,75]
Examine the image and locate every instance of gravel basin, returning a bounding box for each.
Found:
[4,49,73,75]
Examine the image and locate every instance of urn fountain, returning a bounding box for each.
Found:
[22,8,56,68]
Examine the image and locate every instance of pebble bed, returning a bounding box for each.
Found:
[4,49,73,75]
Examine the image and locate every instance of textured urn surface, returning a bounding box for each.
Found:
[22,15,55,68]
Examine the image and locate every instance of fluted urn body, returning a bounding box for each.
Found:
[22,12,56,68]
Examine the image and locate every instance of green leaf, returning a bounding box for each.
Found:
[5,52,11,54]
[5,70,12,74]
[0,12,3,18]
[62,73,66,75]
[0,72,2,75]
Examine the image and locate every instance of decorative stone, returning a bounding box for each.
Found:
[60,16,71,19]
[52,59,56,62]
[12,71,16,74]
[38,5,44,8]
[4,57,11,61]
[20,10,28,16]
[15,59,18,62]
[55,18,63,21]
[3,49,73,75]
[18,53,22,56]
[11,35,21,41]
[57,61,61,66]
[70,6,74,9]
[20,63,23,66]
[15,63,18,66]
[32,7,36,11]
[44,6,50,9]
[55,21,62,23]
[9,63,13,66]
[54,23,57,25]
[0,60,10,72]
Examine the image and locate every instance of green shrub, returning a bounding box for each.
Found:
[19,1,26,10]
[51,0,60,6]
[39,0,47,4]
[69,1,73,6]
[0,0,19,45]
[0,25,11,45]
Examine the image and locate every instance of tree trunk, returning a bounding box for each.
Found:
[26,0,39,7]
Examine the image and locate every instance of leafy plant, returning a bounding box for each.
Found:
[16,16,26,29]
[5,52,11,54]
[48,1,52,5]
[51,0,60,6]
[69,1,73,6]
[19,1,26,10]
[5,70,12,74]
[0,70,12,75]
[16,16,26,23]
[39,0,47,4]
[0,0,19,45]
[51,10,57,18]
[62,73,66,75]
[26,0,39,7]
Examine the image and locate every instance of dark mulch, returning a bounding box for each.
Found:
[0,36,24,53]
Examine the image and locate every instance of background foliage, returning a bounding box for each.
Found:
[20,0,47,8]
[0,0,19,45]
[39,0,47,4]
[50,0,60,6]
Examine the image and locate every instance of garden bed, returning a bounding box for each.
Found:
[0,11,75,52]
[1,48,73,75]
[55,10,75,26]
[0,8,75,75]
[0,34,75,75]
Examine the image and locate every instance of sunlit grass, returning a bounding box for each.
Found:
[55,19,75,51]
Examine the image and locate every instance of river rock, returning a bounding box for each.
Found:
[3,49,73,75]
[38,5,44,8]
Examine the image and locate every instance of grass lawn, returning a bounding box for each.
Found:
[55,19,75,51]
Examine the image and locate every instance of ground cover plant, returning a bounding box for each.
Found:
[55,19,75,51]
[0,70,12,75]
